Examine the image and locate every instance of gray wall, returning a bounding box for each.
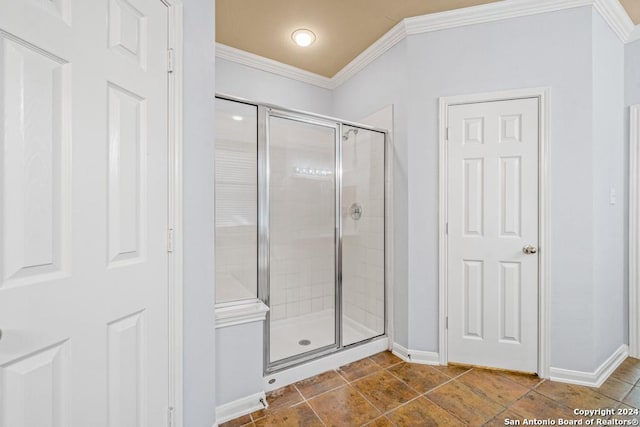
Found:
[184,1,216,426]
[216,58,333,115]
[627,40,640,106]
[216,323,264,406]
[625,39,640,347]
[405,8,595,371]
[332,6,628,373]
[592,10,626,365]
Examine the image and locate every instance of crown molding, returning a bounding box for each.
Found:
[331,20,407,89]
[215,43,333,89]
[404,0,591,35]
[593,0,635,41]
[216,0,639,90]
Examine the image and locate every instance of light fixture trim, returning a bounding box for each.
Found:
[291,28,316,47]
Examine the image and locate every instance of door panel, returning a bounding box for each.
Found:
[0,1,170,425]
[1,33,70,288]
[2,341,70,426]
[447,98,538,373]
[499,262,522,343]
[463,260,483,339]
[463,158,484,236]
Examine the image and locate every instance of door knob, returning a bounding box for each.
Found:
[523,245,538,255]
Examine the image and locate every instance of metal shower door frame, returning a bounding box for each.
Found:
[260,107,343,373]
[215,94,388,374]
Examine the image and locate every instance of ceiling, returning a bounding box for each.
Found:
[216,0,640,78]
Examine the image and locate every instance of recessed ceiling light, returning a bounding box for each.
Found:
[291,29,316,47]
[231,115,243,121]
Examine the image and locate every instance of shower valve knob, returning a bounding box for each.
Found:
[350,203,363,220]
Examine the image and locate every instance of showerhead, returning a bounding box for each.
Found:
[342,128,359,141]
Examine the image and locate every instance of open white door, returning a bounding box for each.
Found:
[446,97,539,373]
[0,0,171,425]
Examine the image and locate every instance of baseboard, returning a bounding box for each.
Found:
[215,391,267,425]
[549,344,628,387]
[392,343,440,365]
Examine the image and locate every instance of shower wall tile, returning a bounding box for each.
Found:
[286,288,300,303]
[215,225,258,301]
[269,140,336,322]
[287,302,300,318]
[312,284,324,299]
[300,299,312,314]
[271,291,285,306]
[312,297,324,312]
[272,304,286,321]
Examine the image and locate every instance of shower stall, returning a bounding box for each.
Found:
[215,96,387,373]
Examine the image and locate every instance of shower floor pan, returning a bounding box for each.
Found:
[270,309,378,362]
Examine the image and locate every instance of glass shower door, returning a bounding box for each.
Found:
[266,113,339,367]
[341,126,386,346]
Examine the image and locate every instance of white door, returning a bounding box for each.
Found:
[447,98,539,373]
[0,0,170,426]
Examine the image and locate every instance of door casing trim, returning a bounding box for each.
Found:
[163,0,184,426]
[629,104,640,358]
[437,87,550,378]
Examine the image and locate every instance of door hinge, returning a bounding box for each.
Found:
[168,407,175,427]
[167,48,175,73]
[445,316,448,329]
[167,229,174,253]
[445,222,448,235]
[445,127,450,141]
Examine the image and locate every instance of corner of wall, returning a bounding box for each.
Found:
[591,7,627,370]
[550,344,628,387]
[183,0,217,426]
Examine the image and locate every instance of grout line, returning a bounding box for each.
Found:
[304,401,328,427]
[450,371,526,410]
[341,364,393,423]
[334,369,352,383]
[253,354,640,426]
[421,392,477,425]
[349,384,385,420]
[300,380,349,401]
[342,366,389,384]
[492,369,545,389]
[365,363,470,425]
[420,373,459,395]
[292,383,328,426]
[382,364,443,396]
[531,378,545,391]
[311,368,386,426]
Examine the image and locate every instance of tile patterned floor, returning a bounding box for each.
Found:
[221,352,640,427]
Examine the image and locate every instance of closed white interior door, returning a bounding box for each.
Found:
[447,98,539,373]
[0,0,170,425]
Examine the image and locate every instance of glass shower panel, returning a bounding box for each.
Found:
[341,126,385,346]
[214,98,258,303]
[268,115,337,364]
